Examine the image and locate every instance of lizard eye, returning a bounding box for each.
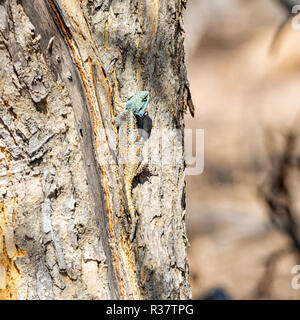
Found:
[142,96,148,102]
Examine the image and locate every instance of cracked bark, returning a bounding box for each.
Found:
[0,0,193,299]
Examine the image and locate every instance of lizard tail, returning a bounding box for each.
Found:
[125,180,136,241]
[125,182,135,215]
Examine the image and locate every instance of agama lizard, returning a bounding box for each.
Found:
[115,91,150,241]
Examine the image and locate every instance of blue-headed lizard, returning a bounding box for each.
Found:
[116,91,150,241]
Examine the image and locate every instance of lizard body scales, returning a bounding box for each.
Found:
[116,91,150,241]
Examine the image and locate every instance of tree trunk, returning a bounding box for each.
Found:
[0,0,193,300]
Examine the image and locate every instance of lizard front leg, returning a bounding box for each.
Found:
[115,111,126,129]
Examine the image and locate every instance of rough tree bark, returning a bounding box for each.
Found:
[0,0,193,299]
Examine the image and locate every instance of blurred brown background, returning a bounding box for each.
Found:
[184,0,300,300]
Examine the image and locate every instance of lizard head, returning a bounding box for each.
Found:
[125,91,150,117]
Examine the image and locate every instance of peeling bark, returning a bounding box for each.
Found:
[0,0,192,300]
